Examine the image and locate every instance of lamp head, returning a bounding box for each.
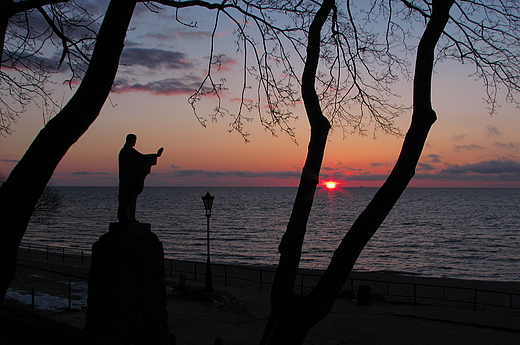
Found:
[202,192,214,216]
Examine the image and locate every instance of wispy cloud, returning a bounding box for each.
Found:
[485,125,502,137]
[71,171,110,175]
[55,157,520,187]
[452,134,467,141]
[145,31,213,41]
[417,163,436,171]
[121,48,193,70]
[370,162,391,167]
[425,154,442,163]
[494,141,519,150]
[169,169,301,179]
[113,76,204,95]
[440,159,520,175]
[454,144,486,151]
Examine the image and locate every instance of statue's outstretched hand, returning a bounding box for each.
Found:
[157,147,164,157]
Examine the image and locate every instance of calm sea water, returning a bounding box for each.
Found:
[24,187,520,282]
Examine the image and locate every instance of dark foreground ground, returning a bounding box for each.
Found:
[2,257,520,345]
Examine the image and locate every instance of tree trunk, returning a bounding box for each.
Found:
[260,0,334,343]
[262,0,454,343]
[0,0,137,304]
[0,0,9,65]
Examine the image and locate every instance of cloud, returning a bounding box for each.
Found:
[113,76,204,95]
[71,171,110,175]
[494,141,519,149]
[146,31,213,41]
[425,154,442,163]
[440,159,520,175]
[370,162,385,167]
[485,125,502,137]
[321,166,336,171]
[454,144,486,151]
[417,163,435,171]
[370,162,393,168]
[170,169,301,179]
[121,48,193,70]
[323,158,520,184]
[452,134,467,141]
[340,173,390,181]
[0,159,19,163]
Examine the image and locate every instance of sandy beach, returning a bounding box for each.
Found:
[2,256,520,345]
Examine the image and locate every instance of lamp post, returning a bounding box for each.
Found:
[201,191,214,293]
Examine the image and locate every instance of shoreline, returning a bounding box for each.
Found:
[4,255,520,344]
[18,241,520,286]
[14,251,520,317]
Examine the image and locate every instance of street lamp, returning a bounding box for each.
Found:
[201,191,214,293]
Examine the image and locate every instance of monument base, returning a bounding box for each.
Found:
[85,223,169,344]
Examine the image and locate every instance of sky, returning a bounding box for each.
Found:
[1,2,520,188]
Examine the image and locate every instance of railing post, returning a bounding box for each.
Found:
[413,284,417,306]
[224,265,228,286]
[46,246,49,260]
[259,270,263,291]
[81,250,84,265]
[28,244,31,258]
[62,247,65,262]
[473,290,477,313]
[68,283,72,310]
[31,287,35,314]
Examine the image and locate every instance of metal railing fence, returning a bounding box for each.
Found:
[18,242,520,315]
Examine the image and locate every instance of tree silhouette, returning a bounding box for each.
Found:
[0,0,137,304]
[261,0,519,343]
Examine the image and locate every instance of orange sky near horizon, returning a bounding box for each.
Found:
[1,2,519,188]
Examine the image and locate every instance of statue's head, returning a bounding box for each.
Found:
[125,134,137,147]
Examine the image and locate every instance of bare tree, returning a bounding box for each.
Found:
[0,0,137,304]
[261,0,520,343]
[1,0,97,135]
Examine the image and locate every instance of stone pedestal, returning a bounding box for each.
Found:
[85,223,169,344]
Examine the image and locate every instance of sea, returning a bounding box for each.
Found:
[23,187,520,282]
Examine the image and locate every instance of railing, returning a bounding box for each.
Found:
[17,242,520,316]
[164,258,520,316]
[18,242,92,266]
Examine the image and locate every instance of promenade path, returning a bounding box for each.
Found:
[2,256,520,344]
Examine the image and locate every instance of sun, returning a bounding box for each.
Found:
[326,181,337,189]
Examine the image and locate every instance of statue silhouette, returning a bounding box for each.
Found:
[117,134,163,223]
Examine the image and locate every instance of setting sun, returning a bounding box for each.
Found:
[326,181,337,189]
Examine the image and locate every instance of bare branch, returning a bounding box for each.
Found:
[1,0,98,135]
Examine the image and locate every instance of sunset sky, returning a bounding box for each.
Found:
[1,2,519,188]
